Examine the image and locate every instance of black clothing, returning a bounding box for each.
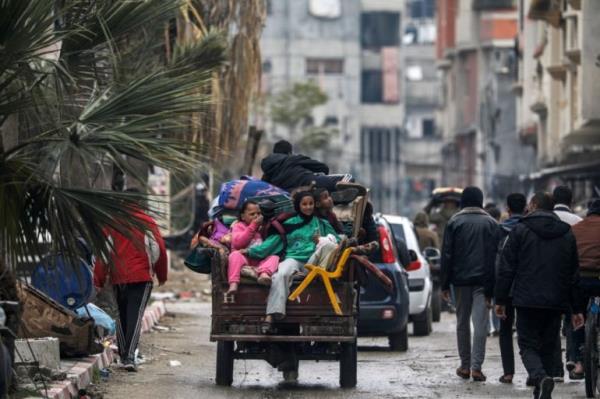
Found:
[495,211,581,312]
[440,207,500,298]
[261,153,329,190]
[499,300,515,375]
[460,186,484,209]
[516,307,562,384]
[114,282,153,362]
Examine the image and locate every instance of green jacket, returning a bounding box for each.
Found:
[247,215,339,262]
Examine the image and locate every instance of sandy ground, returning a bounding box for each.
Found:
[97,300,588,399]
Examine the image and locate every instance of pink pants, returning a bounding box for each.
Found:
[228,251,279,284]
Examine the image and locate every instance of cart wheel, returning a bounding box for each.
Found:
[216,341,234,386]
[584,313,599,398]
[339,341,357,388]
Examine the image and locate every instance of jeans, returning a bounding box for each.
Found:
[516,307,562,385]
[454,286,489,371]
[266,258,304,316]
[498,300,515,375]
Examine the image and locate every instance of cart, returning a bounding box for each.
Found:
[209,186,369,387]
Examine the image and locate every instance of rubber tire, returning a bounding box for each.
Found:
[216,341,234,386]
[388,327,409,352]
[431,285,442,322]
[413,305,433,337]
[339,341,357,388]
[584,314,598,398]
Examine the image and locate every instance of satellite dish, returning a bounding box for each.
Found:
[309,0,342,19]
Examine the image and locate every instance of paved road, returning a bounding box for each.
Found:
[99,301,586,399]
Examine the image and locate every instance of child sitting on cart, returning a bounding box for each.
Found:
[245,191,339,332]
[227,201,279,294]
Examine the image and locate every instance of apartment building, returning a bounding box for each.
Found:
[401,0,443,213]
[517,0,600,200]
[261,0,408,213]
[435,0,535,200]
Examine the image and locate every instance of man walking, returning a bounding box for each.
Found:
[94,201,167,372]
[551,185,582,380]
[497,193,527,384]
[495,192,583,399]
[441,186,500,382]
[569,198,600,378]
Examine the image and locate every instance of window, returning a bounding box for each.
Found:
[361,12,400,49]
[361,127,401,164]
[422,119,436,137]
[408,0,435,19]
[306,58,344,75]
[361,70,383,103]
[308,0,341,19]
[266,0,272,15]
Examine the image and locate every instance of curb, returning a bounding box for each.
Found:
[42,301,167,399]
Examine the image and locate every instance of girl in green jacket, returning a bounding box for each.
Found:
[244,191,339,331]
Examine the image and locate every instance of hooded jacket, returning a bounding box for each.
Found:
[261,153,329,190]
[440,207,500,298]
[94,210,167,287]
[495,211,581,312]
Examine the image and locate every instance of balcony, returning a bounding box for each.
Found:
[472,0,515,10]
[405,81,439,107]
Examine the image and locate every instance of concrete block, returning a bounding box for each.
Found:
[15,337,61,371]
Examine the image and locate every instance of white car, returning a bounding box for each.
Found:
[382,215,433,336]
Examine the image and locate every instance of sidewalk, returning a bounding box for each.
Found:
[41,301,167,399]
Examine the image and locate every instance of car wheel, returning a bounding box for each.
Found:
[388,327,408,352]
[216,341,234,386]
[413,304,433,337]
[431,285,442,322]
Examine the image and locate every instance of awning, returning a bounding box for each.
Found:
[528,0,562,27]
[522,160,600,181]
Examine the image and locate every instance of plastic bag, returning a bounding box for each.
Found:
[76,303,116,335]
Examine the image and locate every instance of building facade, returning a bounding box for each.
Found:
[435,0,535,201]
[261,0,412,213]
[516,0,600,202]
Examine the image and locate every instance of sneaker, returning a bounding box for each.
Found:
[257,274,272,286]
[565,361,576,372]
[535,376,554,399]
[122,361,138,372]
[240,266,258,280]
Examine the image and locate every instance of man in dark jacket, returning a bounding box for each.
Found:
[497,193,527,384]
[568,198,600,378]
[495,192,584,399]
[441,186,500,382]
[261,140,337,191]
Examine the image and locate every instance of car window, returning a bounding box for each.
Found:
[389,223,406,243]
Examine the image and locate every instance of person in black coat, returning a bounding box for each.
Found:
[261,140,329,191]
[261,140,353,192]
[440,186,500,382]
[495,192,584,399]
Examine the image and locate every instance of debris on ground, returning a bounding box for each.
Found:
[168,360,182,367]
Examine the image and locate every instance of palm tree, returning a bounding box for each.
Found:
[0,0,228,272]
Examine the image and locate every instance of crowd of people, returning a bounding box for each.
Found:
[439,184,600,399]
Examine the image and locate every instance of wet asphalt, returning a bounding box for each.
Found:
[100,301,586,399]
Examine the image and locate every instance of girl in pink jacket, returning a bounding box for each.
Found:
[227,201,279,294]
